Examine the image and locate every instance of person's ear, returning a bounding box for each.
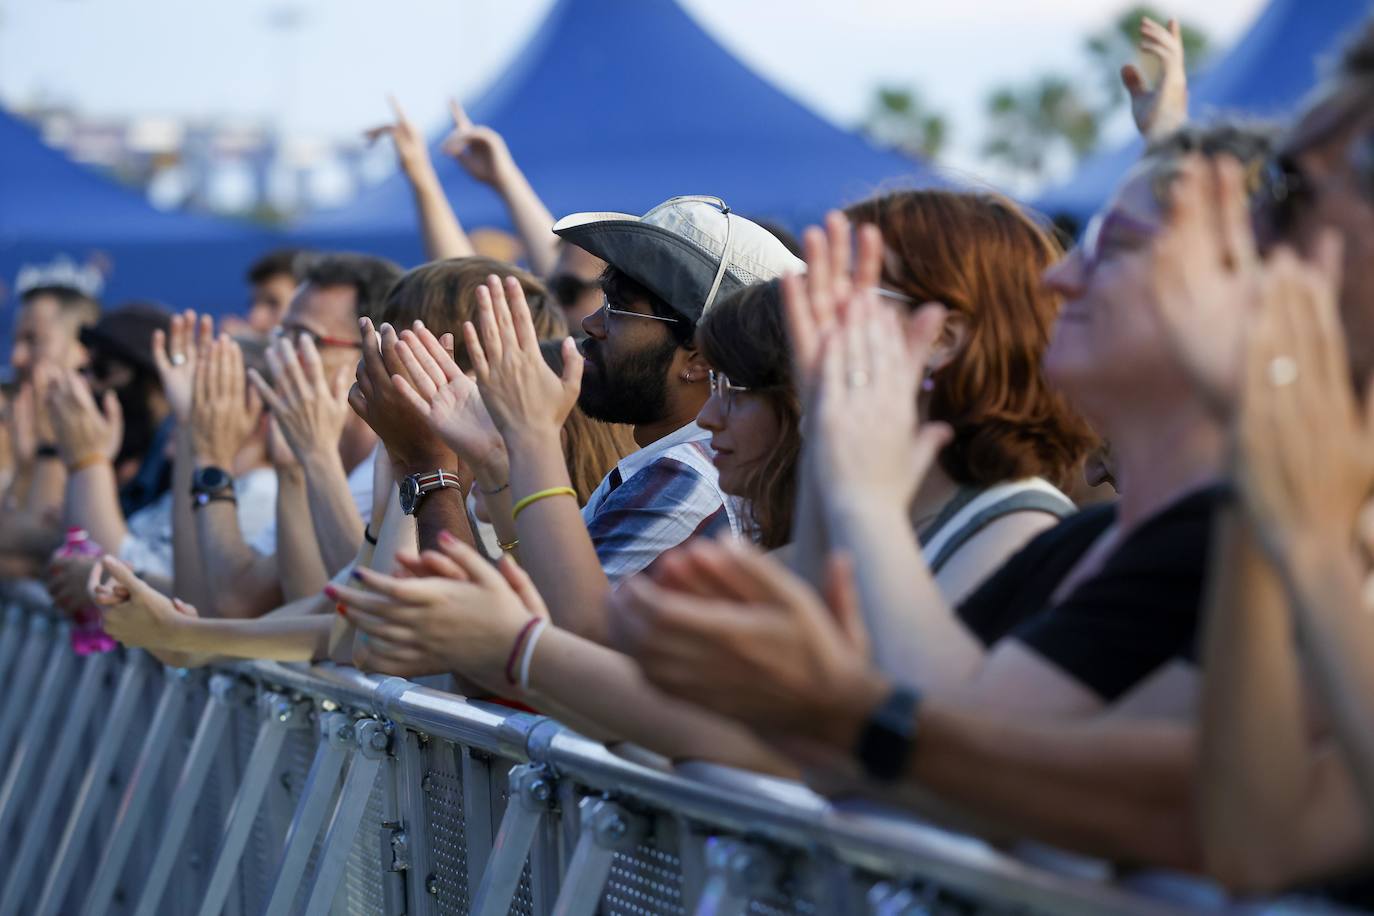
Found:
[677,345,712,385]
[925,310,969,374]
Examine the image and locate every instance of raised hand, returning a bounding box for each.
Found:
[350,318,456,472]
[1234,230,1374,566]
[780,211,885,405]
[363,95,436,180]
[1145,155,1262,417]
[390,322,509,490]
[609,540,884,744]
[92,555,199,649]
[190,334,263,468]
[248,333,352,468]
[814,293,952,509]
[47,369,123,467]
[1121,17,1189,141]
[152,310,213,423]
[465,275,582,440]
[440,100,514,188]
[331,532,547,687]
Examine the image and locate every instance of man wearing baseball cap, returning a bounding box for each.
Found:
[495,195,802,642]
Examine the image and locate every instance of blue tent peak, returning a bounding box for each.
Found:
[293,0,940,260]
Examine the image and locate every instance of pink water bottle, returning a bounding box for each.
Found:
[56,528,117,655]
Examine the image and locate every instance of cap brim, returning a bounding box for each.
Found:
[553,212,739,323]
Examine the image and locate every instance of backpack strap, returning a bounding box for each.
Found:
[922,479,1077,576]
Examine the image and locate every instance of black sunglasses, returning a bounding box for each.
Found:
[548,273,600,307]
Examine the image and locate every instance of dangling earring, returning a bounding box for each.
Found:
[921,375,935,392]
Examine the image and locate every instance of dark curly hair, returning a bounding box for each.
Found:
[844,190,1098,492]
[695,280,800,548]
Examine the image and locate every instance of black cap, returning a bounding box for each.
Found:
[78,302,173,375]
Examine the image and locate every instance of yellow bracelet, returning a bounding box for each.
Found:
[511,487,577,522]
[67,453,109,474]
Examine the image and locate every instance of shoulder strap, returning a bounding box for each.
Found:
[923,479,1077,575]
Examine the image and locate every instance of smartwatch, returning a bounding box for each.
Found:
[191,466,237,509]
[399,470,464,516]
[855,684,921,783]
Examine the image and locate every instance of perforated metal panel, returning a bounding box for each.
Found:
[602,840,687,916]
[422,753,471,914]
[510,862,537,916]
[338,757,387,915]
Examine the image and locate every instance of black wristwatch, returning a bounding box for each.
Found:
[191,466,237,509]
[399,470,464,516]
[855,684,922,783]
[35,443,60,460]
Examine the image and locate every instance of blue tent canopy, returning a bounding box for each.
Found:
[0,108,275,315]
[1033,0,1372,222]
[292,0,940,265]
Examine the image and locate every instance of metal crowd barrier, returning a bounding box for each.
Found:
[0,596,1291,916]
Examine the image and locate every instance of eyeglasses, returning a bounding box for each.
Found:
[1077,209,1160,274]
[600,298,682,324]
[273,324,361,351]
[708,369,770,417]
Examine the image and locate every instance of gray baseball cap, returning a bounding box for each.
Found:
[552,195,804,325]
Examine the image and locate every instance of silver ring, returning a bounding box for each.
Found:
[845,369,871,389]
[1267,355,1298,387]
[170,353,187,367]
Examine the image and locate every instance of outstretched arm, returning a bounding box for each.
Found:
[442,100,559,275]
[366,95,476,261]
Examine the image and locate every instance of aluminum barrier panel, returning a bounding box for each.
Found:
[0,601,1333,916]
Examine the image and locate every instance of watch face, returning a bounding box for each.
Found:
[399,475,420,515]
[193,466,232,494]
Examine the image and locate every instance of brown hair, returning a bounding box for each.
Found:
[696,280,800,548]
[378,257,567,370]
[538,341,636,503]
[844,190,1097,491]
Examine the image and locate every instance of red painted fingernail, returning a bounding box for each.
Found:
[438,530,457,545]
[335,602,348,617]
[324,585,339,600]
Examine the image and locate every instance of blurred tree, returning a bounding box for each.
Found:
[981,77,1100,181]
[981,4,1211,184]
[861,85,949,160]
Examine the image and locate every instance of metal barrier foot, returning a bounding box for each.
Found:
[693,837,784,916]
[300,718,391,916]
[0,651,111,915]
[470,762,557,916]
[258,710,354,916]
[551,797,648,916]
[192,691,311,916]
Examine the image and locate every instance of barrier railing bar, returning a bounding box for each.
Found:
[194,692,308,916]
[34,652,153,916]
[300,719,389,916]
[470,762,553,916]
[0,651,110,914]
[78,667,199,916]
[0,621,75,861]
[0,615,55,772]
[260,711,353,916]
[122,673,237,916]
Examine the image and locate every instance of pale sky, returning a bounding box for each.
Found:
[0,0,1267,187]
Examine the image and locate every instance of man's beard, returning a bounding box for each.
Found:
[577,336,679,426]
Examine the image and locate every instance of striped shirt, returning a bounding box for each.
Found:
[581,421,739,582]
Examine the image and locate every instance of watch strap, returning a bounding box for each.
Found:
[855,684,921,783]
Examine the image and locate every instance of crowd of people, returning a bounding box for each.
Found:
[6,11,1374,905]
